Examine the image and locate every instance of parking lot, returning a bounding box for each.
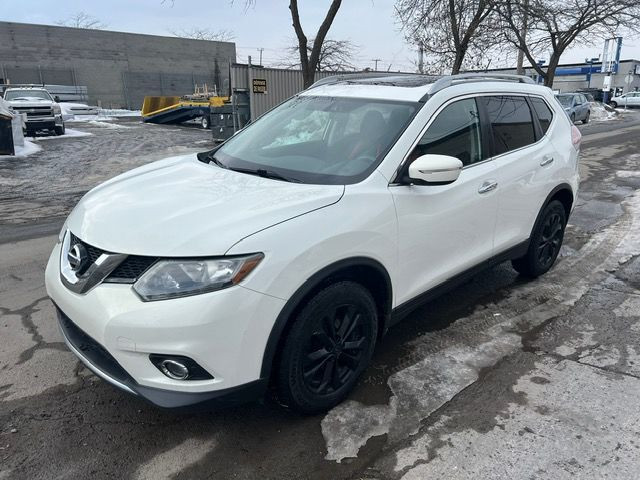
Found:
[2,112,640,479]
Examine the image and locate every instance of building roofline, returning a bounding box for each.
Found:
[0,20,236,47]
[478,59,640,72]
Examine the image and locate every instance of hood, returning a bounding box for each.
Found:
[7,97,53,105]
[67,154,344,256]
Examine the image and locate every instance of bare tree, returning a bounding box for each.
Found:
[289,0,344,87]
[56,12,106,29]
[396,0,498,74]
[498,0,640,87]
[280,38,359,72]
[169,27,236,42]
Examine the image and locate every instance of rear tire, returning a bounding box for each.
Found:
[200,116,210,129]
[583,111,590,124]
[610,101,618,109]
[512,200,567,278]
[275,281,378,414]
[570,113,576,124]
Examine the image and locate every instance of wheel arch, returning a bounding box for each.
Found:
[259,256,393,380]
[530,183,574,238]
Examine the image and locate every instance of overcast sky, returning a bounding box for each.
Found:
[3,0,640,72]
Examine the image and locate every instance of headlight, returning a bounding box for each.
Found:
[57,222,68,244]
[133,254,264,301]
[53,104,61,114]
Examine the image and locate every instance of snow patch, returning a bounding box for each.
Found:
[27,128,93,141]
[589,102,617,122]
[87,120,132,129]
[2,139,42,158]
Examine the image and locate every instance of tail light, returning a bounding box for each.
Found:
[571,125,582,149]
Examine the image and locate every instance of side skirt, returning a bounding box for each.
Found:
[389,239,529,326]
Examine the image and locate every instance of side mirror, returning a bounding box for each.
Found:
[54,95,60,102]
[408,154,463,185]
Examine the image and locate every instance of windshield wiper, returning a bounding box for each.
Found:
[200,150,227,169]
[229,167,302,183]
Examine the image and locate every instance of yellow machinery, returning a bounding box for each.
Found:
[141,85,229,125]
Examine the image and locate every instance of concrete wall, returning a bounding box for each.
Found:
[0,22,236,109]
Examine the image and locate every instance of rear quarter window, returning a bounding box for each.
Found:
[530,97,554,135]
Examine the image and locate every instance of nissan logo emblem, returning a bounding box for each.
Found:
[67,244,88,273]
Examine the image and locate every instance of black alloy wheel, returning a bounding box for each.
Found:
[512,200,567,278]
[276,281,378,414]
[536,210,563,270]
[302,304,368,396]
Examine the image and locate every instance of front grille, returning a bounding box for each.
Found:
[69,232,157,282]
[13,106,53,117]
[108,256,157,282]
[70,232,103,264]
[56,308,133,386]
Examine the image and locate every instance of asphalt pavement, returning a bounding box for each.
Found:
[1,112,640,479]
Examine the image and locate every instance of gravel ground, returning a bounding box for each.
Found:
[1,114,640,479]
[0,118,215,227]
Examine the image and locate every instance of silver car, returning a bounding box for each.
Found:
[556,93,590,124]
[610,91,640,109]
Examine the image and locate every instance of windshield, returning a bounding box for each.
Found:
[212,95,419,184]
[4,90,52,101]
[556,95,573,107]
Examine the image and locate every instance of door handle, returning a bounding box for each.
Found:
[540,155,554,166]
[478,180,498,194]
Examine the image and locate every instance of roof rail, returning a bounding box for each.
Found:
[428,73,535,95]
[308,72,408,89]
[0,83,47,89]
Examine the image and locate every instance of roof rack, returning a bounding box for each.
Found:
[307,72,537,99]
[308,72,410,89]
[428,73,535,95]
[0,83,47,89]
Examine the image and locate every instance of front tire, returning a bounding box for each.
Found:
[276,281,378,414]
[512,200,567,278]
[610,101,618,109]
[54,122,65,135]
[583,111,590,124]
[200,115,210,129]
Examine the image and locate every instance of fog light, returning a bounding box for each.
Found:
[159,359,190,380]
[149,354,213,381]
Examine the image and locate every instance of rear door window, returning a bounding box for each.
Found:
[480,96,536,156]
[530,97,554,135]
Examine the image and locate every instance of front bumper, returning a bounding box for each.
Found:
[56,307,267,408]
[45,240,286,408]
[24,114,63,130]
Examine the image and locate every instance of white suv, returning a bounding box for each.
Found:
[46,74,580,413]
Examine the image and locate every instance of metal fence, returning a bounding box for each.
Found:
[1,66,75,86]
[231,64,337,120]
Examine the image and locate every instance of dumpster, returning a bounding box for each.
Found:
[0,97,15,156]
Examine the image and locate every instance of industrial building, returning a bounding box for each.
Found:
[486,59,640,96]
[0,21,236,109]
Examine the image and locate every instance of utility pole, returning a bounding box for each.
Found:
[516,0,529,75]
[257,48,264,66]
[417,43,424,74]
[372,58,382,71]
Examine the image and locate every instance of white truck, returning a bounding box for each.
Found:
[2,86,65,136]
